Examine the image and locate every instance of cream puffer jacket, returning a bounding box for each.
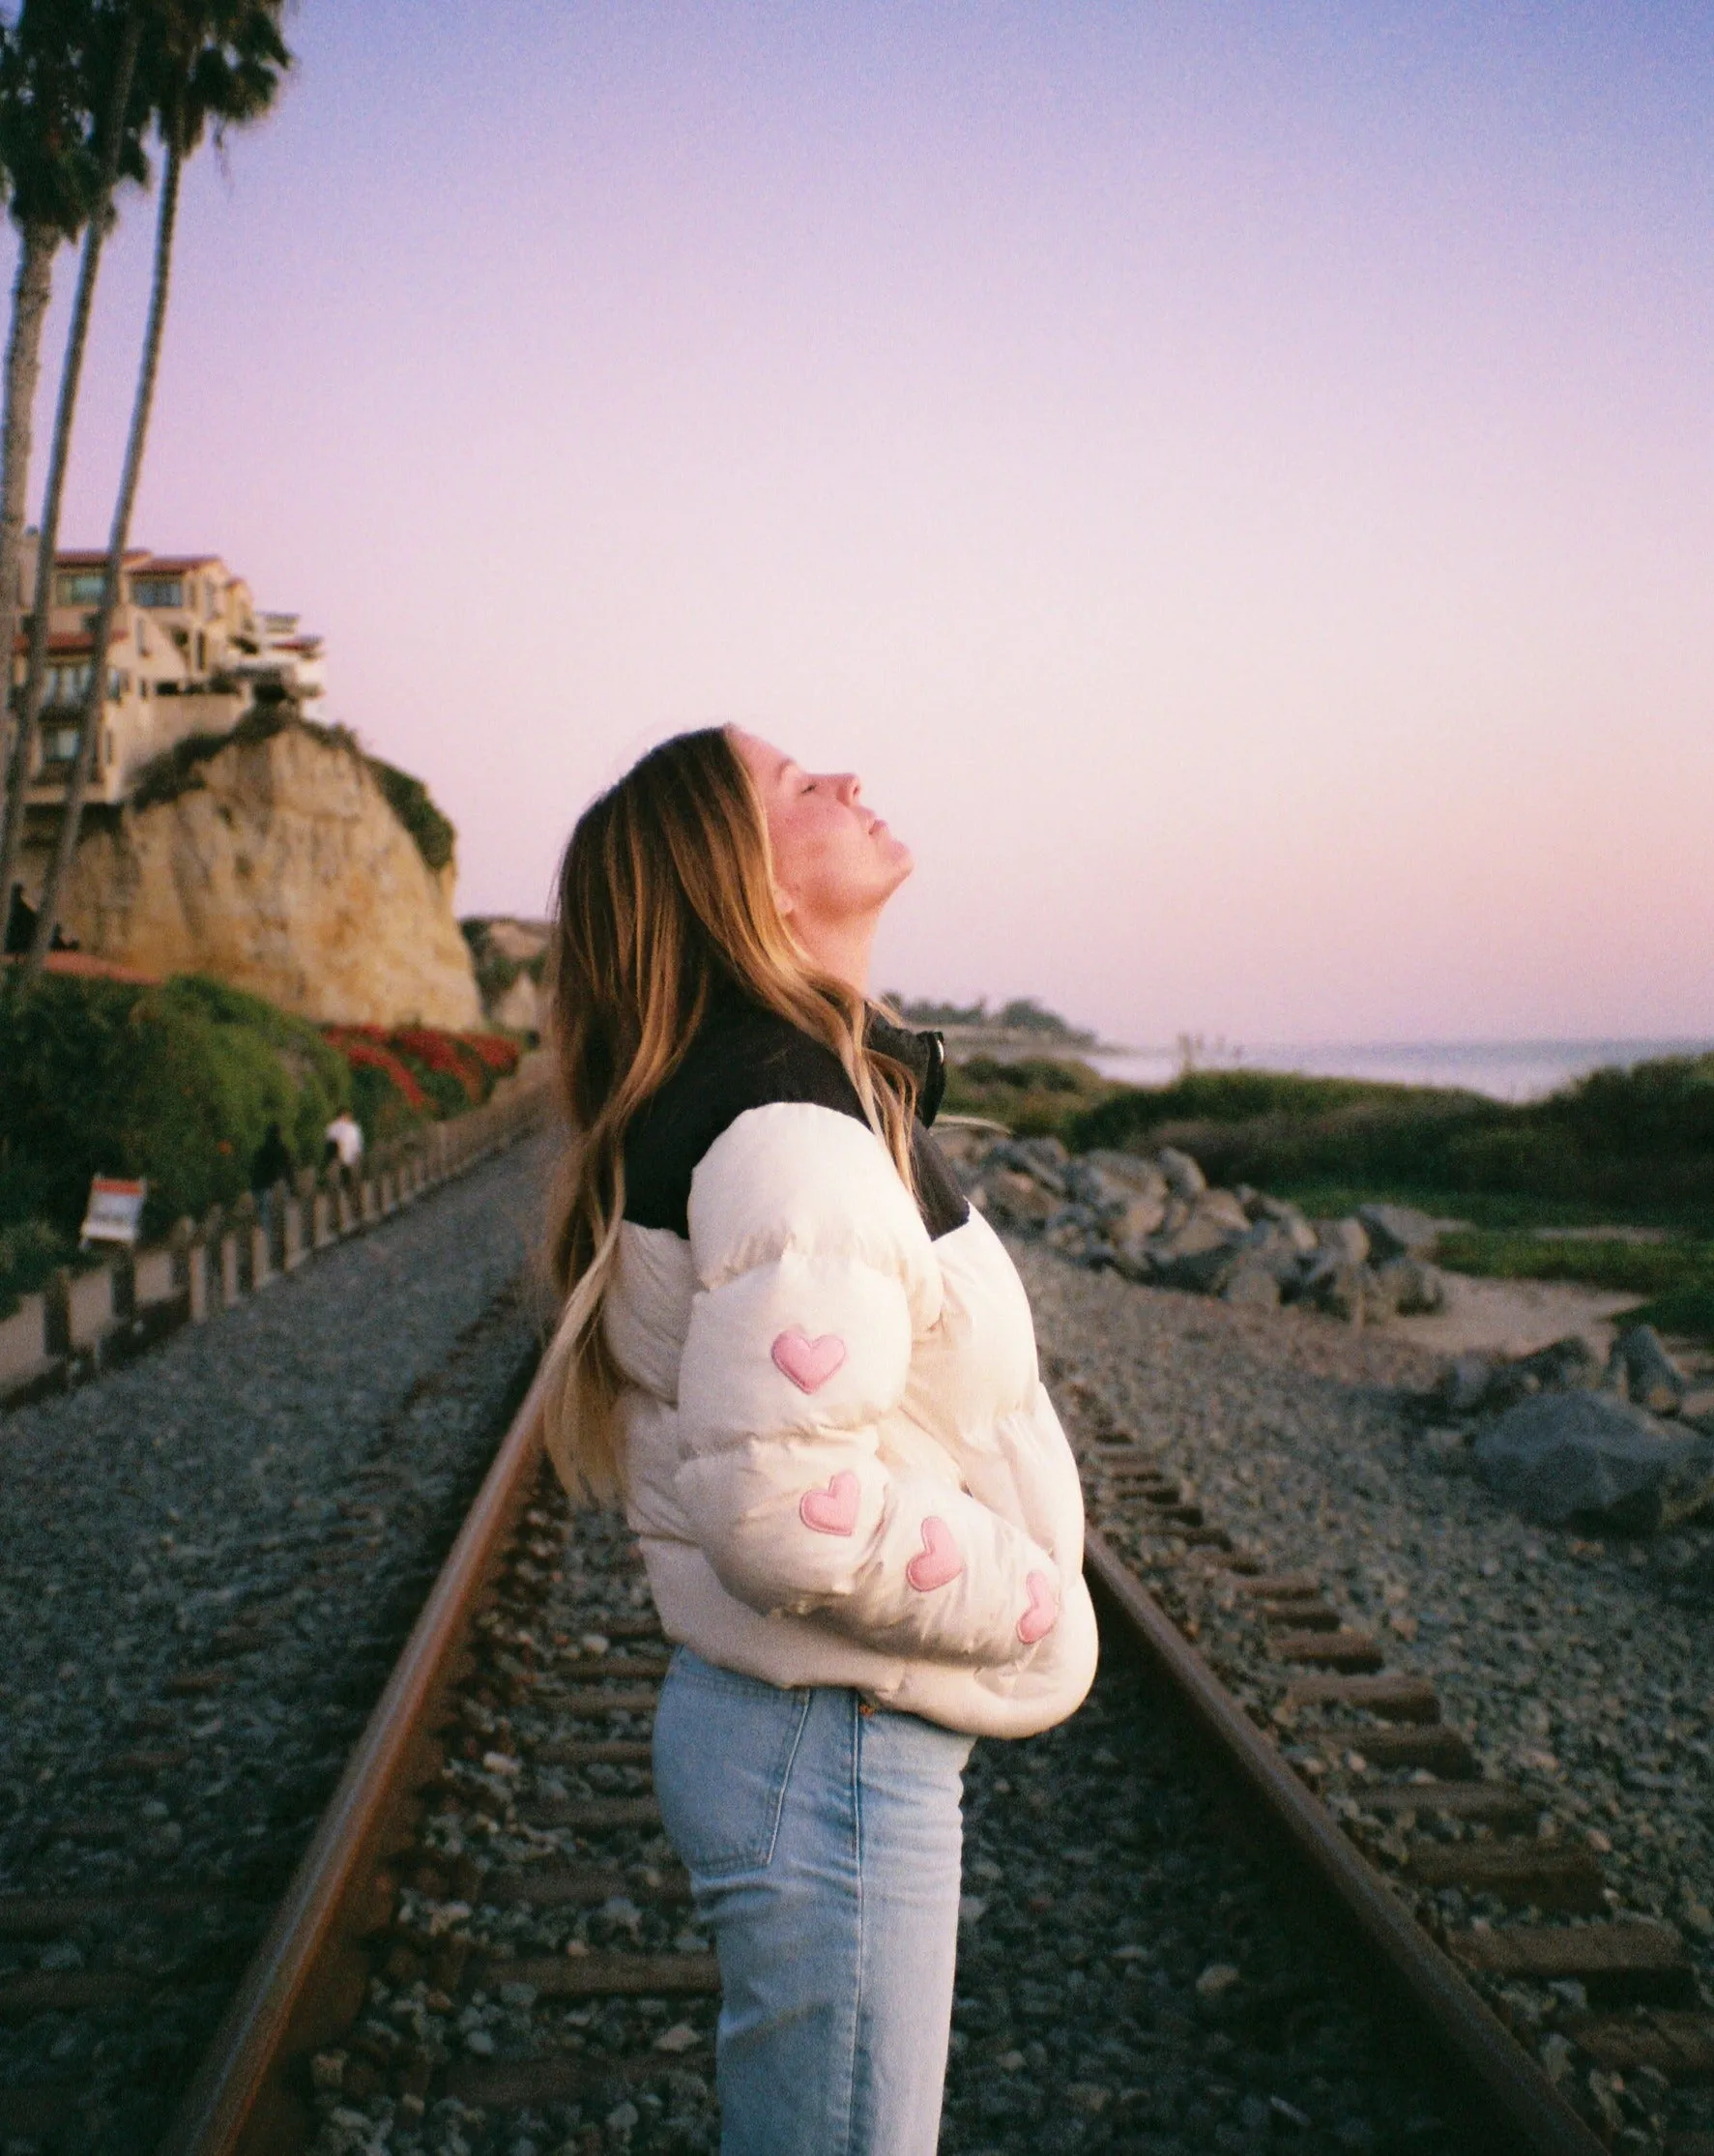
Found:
[599,990,1097,1739]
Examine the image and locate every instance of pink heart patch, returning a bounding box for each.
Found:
[799,1470,859,1536]
[771,1327,847,1394]
[1018,1571,1058,1645]
[906,1516,963,1593]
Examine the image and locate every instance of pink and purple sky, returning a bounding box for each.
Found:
[12,3,1714,1045]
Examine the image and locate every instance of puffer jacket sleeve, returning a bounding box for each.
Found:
[674,1100,1062,1668]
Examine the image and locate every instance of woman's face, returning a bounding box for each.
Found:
[730,728,914,930]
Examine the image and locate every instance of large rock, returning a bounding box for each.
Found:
[991,1137,1069,1197]
[1484,1333,1604,1413]
[1195,1188,1253,1235]
[1373,1255,1446,1316]
[1235,1219,1311,1286]
[1222,1262,1282,1308]
[978,1167,1059,1229]
[1607,1325,1688,1416]
[1064,1152,1168,1238]
[1315,1217,1371,1267]
[1151,1240,1245,1295]
[45,720,481,1028]
[1356,1203,1439,1262]
[1248,1194,1319,1254]
[1156,1147,1206,1201]
[1473,1393,1714,1532]
[1150,1209,1242,1263]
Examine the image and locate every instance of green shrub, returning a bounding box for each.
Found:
[0,972,350,1238]
[1064,1055,1714,1228]
[942,1056,1116,1137]
[368,755,455,873]
[1436,1231,1705,1298]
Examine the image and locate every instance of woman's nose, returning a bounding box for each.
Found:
[833,771,862,804]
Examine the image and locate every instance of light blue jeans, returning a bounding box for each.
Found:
[652,1647,973,2156]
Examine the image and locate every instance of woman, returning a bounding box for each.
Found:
[542,725,1096,2155]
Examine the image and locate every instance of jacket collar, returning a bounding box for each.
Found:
[866,1008,947,1127]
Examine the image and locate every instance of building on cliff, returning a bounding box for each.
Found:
[4,544,481,1030]
[8,538,325,815]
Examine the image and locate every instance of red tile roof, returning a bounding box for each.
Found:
[136,554,224,573]
[52,549,150,568]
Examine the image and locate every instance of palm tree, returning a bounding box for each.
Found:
[26,0,288,972]
[0,0,147,926]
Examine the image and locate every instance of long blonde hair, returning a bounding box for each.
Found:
[541,726,916,1500]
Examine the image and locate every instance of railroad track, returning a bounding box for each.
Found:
[0,1140,550,2154]
[1057,1355,1714,2155]
[131,1339,1702,2155]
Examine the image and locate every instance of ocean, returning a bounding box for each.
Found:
[1083,1039,1714,1106]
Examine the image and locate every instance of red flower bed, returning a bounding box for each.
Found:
[325,1032,429,1112]
[392,1027,486,1103]
[460,1033,522,1076]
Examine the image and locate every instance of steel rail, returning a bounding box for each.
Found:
[159,1365,551,2156]
[1084,1526,1606,2156]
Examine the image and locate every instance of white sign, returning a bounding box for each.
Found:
[80,1176,147,1248]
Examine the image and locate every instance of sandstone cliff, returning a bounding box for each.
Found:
[462,915,549,1035]
[35,720,482,1028]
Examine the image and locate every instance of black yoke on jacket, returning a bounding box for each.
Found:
[622,989,970,1242]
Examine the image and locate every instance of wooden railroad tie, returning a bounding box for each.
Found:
[1403,1843,1609,1913]
[1352,1782,1541,1833]
[1273,1628,1385,1673]
[1283,1672,1440,1722]
[1447,1918,1697,2007]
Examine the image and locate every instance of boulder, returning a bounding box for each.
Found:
[1607,1325,1688,1416]
[1249,1194,1320,1254]
[1484,1333,1603,1412]
[1196,1189,1253,1236]
[1315,1217,1371,1267]
[1356,1204,1439,1262]
[1235,1219,1310,1286]
[992,1137,1069,1196]
[1473,1392,1714,1532]
[1150,1210,1235,1261]
[1156,1147,1207,1201]
[1302,1259,1367,1324]
[978,1168,1058,1229]
[1152,1241,1245,1296]
[1438,1354,1499,1416]
[1071,1151,1170,1200]
[1043,1204,1102,1253]
[1113,1188,1169,1242]
[1373,1256,1446,1317]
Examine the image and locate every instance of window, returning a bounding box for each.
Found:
[132,575,184,608]
[44,663,92,707]
[55,570,105,605]
[44,724,81,763]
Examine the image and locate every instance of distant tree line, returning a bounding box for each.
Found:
[886,993,1094,1043]
[0,0,292,972]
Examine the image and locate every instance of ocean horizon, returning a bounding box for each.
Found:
[1084,1038,1714,1105]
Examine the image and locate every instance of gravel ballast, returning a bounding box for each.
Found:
[0,1129,554,2152]
[1017,1238,1714,2148]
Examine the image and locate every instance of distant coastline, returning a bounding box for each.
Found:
[1085,1038,1714,1106]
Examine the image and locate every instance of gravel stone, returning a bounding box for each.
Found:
[0,1131,552,2152]
[1017,1237,1714,2150]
